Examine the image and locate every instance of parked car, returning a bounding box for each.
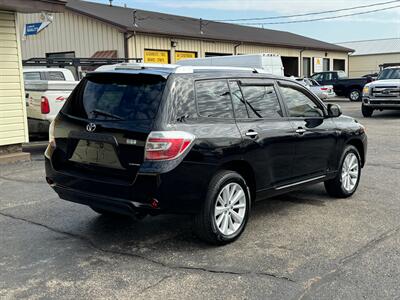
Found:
[311,70,372,101]
[178,53,285,76]
[361,66,400,117]
[362,72,379,81]
[295,77,335,100]
[25,80,79,136]
[23,67,76,81]
[45,64,367,245]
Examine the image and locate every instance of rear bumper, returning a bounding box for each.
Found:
[45,157,216,215]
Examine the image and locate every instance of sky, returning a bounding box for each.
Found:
[91,0,400,43]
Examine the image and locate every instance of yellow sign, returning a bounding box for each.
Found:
[175,51,197,62]
[144,50,169,64]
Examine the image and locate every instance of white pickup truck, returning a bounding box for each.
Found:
[362,66,400,117]
[25,80,78,135]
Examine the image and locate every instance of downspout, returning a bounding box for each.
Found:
[124,32,134,59]
[234,42,242,55]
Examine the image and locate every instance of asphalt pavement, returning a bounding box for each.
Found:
[1,99,400,299]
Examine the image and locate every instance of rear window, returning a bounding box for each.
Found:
[47,71,65,81]
[24,72,41,80]
[195,80,233,118]
[63,74,166,121]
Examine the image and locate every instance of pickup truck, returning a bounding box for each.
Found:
[311,70,372,101]
[25,80,78,136]
[361,66,400,117]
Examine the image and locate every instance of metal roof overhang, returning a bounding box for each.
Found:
[0,0,66,13]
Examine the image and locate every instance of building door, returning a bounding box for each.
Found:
[281,56,299,77]
[302,57,311,77]
[323,58,330,71]
[333,59,345,71]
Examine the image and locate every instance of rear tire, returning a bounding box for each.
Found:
[361,104,373,117]
[324,145,361,198]
[194,170,251,245]
[349,89,361,102]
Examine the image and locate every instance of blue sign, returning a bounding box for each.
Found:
[25,23,42,36]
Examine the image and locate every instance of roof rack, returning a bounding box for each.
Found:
[94,63,269,75]
[22,57,143,79]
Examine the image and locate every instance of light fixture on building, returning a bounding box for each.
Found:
[171,40,177,48]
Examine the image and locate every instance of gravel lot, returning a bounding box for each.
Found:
[1,99,400,299]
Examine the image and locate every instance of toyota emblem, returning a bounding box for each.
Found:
[86,123,96,132]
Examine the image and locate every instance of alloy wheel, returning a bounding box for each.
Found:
[214,182,247,236]
[341,152,359,192]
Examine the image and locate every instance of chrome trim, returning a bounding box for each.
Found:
[276,175,326,190]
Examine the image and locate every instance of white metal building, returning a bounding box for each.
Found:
[18,0,352,77]
[338,38,400,77]
[0,0,66,162]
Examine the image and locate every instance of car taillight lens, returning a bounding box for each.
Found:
[41,96,50,114]
[145,131,195,161]
[320,87,328,91]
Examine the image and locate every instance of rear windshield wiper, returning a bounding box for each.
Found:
[90,109,125,120]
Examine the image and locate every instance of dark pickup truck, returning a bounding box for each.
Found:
[311,71,372,101]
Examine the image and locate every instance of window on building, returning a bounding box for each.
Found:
[241,84,282,119]
[333,59,345,72]
[205,52,232,57]
[195,80,233,118]
[279,85,323,118]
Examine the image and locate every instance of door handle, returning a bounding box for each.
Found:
[296,128,307,134]
[245,131,258,138]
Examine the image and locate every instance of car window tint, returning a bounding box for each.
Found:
[279,85,323,118]
[47,71,65,81]
[24,72,41,80]
[312,73,322,81]
[229,81,248,118]
[240,85,282,118]
[196,80,233,118]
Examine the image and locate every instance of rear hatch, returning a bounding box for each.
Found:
[52,72,167,185]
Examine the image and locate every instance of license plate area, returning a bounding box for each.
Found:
[69,140,124,170]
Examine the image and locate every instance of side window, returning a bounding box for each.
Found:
[47,71,65,81]
[23,72,41,80]
[195,80,233,118]
[228,81,248,119]
[240,85,282,118]
[312,73,322,81]
[279,85,324,118]
[323,73,333,81]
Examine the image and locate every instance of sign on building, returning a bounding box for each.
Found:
[24,22,51,36]
[144,50,169,64]
[175,51,197,62]
[314,57,323,73]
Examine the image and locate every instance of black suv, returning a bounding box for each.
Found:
[45,65,367,244]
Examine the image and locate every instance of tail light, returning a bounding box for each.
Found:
[320,87,328,91]
[145,131,195,161]
[41,96,50,114]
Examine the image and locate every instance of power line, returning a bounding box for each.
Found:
[214,0,400,22]
[238,5,400,25]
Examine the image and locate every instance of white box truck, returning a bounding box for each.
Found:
[177,53,284,76]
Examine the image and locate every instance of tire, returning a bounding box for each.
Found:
[361,104,373,117]
[324,145,361,198]
[348,89,361,102]
[194,170,251,245]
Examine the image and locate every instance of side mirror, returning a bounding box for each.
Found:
[327,103,342,118]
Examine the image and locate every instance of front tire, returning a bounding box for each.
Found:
[325,145,361,198]
[361,104,373,117]
[349,89,361,101]
[194,170,251,245]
